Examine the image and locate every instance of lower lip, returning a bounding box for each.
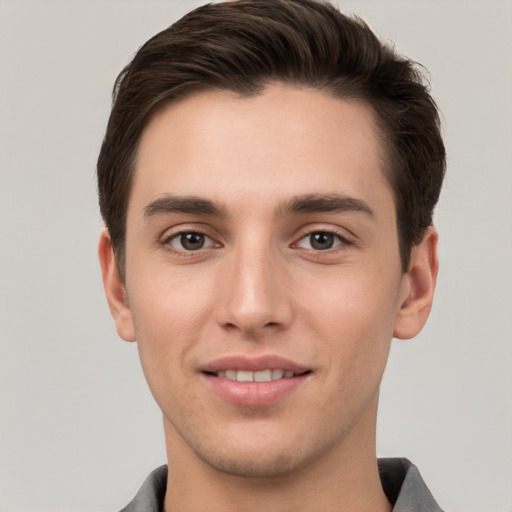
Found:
[202,373,310,407]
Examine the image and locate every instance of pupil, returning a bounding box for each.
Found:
[311,232,334,250]
[181,233,204,250]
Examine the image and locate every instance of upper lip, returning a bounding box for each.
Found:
[201,354,310,374]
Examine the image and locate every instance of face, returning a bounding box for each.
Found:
[102,84,431,478]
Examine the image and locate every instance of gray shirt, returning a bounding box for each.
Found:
[120,458,444,512]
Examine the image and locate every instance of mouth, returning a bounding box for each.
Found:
[200,356,312,407]
[206,369,310,382]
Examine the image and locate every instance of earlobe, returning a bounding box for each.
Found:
[393,227,439,340]
[98,229,136,342]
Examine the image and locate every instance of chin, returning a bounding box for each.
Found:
[184,422,344,480]
[198,445,310,479]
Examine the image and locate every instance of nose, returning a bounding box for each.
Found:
[215,241,294,336]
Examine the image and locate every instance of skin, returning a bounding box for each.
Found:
[99,84,438,512]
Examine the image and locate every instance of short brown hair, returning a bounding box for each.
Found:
[97,0,445,274]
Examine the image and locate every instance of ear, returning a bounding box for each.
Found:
[393,226,439,340]
[98,229,136,342]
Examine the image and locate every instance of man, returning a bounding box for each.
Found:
[97,0,445,510]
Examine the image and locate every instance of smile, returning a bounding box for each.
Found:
[215,369,298,381]
[201,355,312,406]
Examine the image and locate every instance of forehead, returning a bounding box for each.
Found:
[131,84,392,215]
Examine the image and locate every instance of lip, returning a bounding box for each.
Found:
[200,354,311,407]
[201,354,309,374]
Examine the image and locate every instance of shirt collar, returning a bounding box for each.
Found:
[120,458,443,512]
[379,458,444,512]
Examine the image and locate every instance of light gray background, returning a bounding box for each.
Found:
[1,1,511,511]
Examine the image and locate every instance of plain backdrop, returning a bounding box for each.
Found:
[1,1,511,511]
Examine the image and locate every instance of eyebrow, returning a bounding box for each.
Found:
[143,192,374,220]
[144,195,227,218]
[278,193,374,217]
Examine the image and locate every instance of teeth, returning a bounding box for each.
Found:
[225,370,237,380]
[271,369,284,380]
[217,369,296,381]
[254,369,272,382]
[236,370,254,382]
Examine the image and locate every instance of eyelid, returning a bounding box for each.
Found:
[168,232,216,250]
[160,225,223,255]
[291,226,353,251]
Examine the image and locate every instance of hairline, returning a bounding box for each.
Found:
[113,81,409,279]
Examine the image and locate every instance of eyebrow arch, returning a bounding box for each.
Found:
[144,194,227,219]
[279,193,375,217]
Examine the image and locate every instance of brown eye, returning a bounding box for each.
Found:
[310,232,335,250]
[168,232,215,251]
[181,233,205,250]
[296,231,346,251]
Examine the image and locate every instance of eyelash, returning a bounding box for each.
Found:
[161,228,352,256]
[163,230,218,256]
[294,229,351,252]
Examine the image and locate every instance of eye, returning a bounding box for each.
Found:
[167,232,216,251]
[295,231,346,251]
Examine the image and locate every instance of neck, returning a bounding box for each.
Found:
[163,397,391,512]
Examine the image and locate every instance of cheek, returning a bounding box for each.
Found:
[300,267,400,367]
[129,261,215,334]
[291,268,401,436]
[127,269,215,387]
